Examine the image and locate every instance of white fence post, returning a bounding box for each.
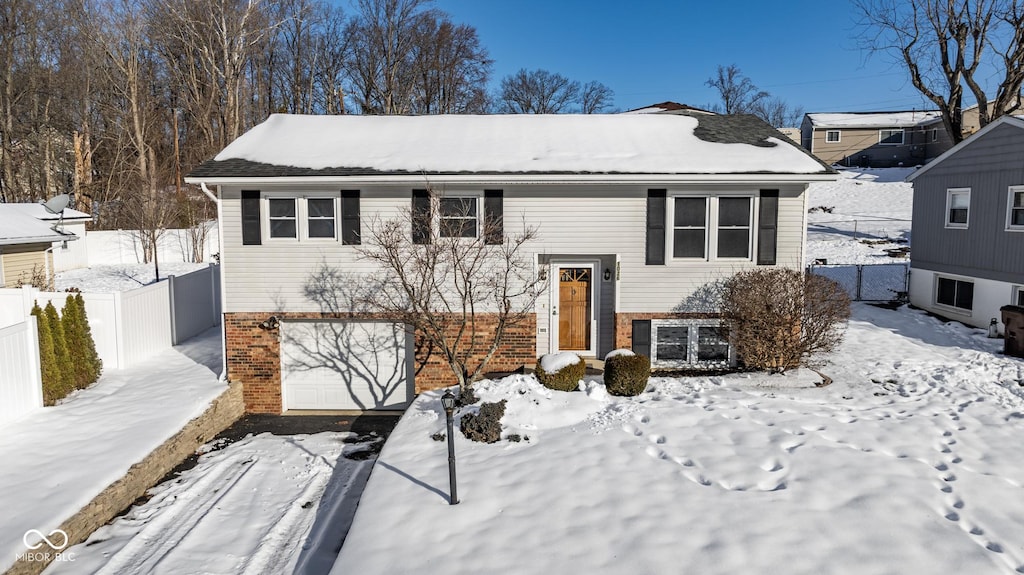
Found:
[0,317,43,425]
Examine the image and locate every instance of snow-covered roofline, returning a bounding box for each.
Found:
[906,115,1024,182]
[0,207,78,245]
[188,113,832,181]
[807,111,943,129]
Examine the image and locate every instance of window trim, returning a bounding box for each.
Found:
[825,130,841,143]
[879,128,904,146]
[1013,285,1024,307]
[930,128,938,143]
[945,188,971,229]
[650,319,734,368]
[669,194,756,262]
[935,275,974,314]
[1006,186,1024,231]
[261,192,340,242]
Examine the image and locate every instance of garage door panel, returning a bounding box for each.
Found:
[281,321,412,411]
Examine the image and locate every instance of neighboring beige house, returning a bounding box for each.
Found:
[801,111,954,167]
[0,206,79,288]
[2,203,91,272]
[961,98,1023,136]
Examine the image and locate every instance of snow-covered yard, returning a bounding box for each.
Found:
[334,304,1024,575]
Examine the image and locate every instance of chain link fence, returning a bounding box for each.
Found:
[807,263,909,302]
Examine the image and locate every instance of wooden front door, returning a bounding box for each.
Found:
[558,267,592,351]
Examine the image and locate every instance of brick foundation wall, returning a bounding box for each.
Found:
[614,312,721,349]
[225,312,537,413]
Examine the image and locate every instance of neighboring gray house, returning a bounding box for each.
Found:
[186,113,834,414]
[801,111,954,167]
[906,115,1024,332]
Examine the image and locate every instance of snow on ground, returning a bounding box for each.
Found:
[335,304,1024,575]
[0,327,226,573]
[805,167,915,265]
[55,262,208,293]
[47,433,380,575]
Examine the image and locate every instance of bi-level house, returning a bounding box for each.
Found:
[801,110,954,167]
[906,115,1024,332]
[186,113,834,414]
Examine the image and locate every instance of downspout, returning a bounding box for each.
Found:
[201,182,228,382]
[44,246,56,291]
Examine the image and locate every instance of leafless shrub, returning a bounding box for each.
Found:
[720,268,850,373]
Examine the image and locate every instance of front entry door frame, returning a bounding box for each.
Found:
[550,261,599,357]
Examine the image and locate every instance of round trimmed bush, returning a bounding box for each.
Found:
[604,353,651,397]
[535,352,585,392]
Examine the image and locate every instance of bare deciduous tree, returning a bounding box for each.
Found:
[720,268,850,374]
[854,0,1024,142]
[705,64,769,115]
[499,68,581,114]
[749,96,805,129]
[580,80,615,114]
[355,194,546,394]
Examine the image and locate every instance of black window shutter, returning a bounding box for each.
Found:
[341,190,361,245]
[757,190,779,265]
[484,189,503,244]
[241,190,261,245]
[412,189,431,244]
[632,320,652,357]
[646,190,666,265]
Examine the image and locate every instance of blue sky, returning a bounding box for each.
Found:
[429,0,935,116]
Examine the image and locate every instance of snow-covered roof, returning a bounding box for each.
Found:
[190,113,832,180]
[807,111,943,129]
[3,202,91,221]
[0,205,78,246]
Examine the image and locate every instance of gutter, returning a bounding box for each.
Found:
[185,173,840,187]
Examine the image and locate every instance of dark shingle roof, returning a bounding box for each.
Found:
[187,113,834,179]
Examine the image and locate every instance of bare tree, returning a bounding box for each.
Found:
[499,69,583,114]
[355,193,546,394]
[854,0,1024,143]
[580,80,615,114]
[749,95,805,128]
[705,64,769,115]
[409,15,491,113]
[720,268,850,374]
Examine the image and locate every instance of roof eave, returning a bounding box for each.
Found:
[186,172,838,187]
[0,234,74,246]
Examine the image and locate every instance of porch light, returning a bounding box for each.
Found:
[440,390,459,505]
[603,268,612,281]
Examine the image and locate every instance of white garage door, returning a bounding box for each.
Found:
[280,320,413,411]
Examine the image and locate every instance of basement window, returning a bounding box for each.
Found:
[650,320,733,368]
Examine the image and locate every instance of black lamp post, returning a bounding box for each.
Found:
[440,390,459,505]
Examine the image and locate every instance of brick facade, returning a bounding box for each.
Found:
[614,311,721,349]
[225,312,537,413]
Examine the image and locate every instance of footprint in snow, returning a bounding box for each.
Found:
[645,445,666,460]
[647,434,666,445]
[621,423,642,437]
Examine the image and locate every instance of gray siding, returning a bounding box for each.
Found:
[910,122,1024,284]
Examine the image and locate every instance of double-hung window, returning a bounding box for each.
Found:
[825,130,840,143]
[439,196,478,238]
[1007,186,1024,230]
[671,196,753,260]
[672,197,707,258]
[946,188,970,229]
[936,276,974,311]
[265,194,339,241]
[268,198,298,239]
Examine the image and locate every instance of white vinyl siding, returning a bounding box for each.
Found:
[219,184,808,314]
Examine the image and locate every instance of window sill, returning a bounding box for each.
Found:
[933,302,973,316]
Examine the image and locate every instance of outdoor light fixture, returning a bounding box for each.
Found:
[257,316,280,330]
[603,268,612,281]
[440,390,459,505]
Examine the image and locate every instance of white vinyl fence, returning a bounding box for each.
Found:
[0,264,220,372]
[0,317,43,426]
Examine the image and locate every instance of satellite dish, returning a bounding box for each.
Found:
[42,194,71,215]
[41,194,72,235]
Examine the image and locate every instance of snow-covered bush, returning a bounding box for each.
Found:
[460,400,507,443]
[604,348,635,361]
[604,353,650,397]
[535,352,585,392]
